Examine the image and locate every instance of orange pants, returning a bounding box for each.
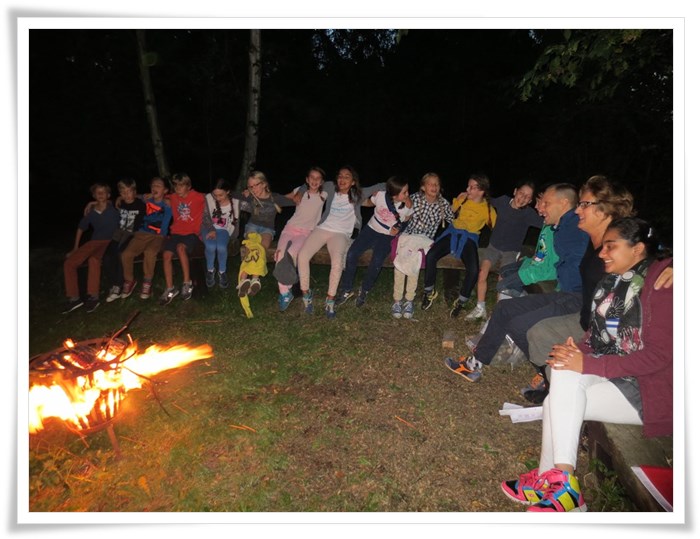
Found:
[63,240,110,298]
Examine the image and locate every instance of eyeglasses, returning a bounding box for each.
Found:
[247,181,263,189]
[576,200,600,209]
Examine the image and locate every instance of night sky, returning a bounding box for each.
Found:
[27,26,675,249]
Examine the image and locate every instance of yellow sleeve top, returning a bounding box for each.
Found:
[451,198,498,233]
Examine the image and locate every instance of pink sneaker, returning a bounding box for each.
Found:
[527,469,587,512]
[501,468,547,505]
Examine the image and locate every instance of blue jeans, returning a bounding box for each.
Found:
[496,261,525,294]
[339,226,393,293]
[474,291,582,365]
[204,229,231,272]
[423,234,479,300]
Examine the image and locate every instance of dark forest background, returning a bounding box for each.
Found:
[28,28,674,248]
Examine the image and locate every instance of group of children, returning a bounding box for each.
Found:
[62,166,553,320]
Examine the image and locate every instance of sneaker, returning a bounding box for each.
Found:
[443,355,483,383]
[523,387,549,405]
[465,303,486,320]
[159,287,179,305]
[84,296,100,313]
[501,468,548,505]
[336,289,354,306]
[237,278,251,297]
[520,373,546,395]
[61,298,84,314]
[402,300,414,319]
[105,286,121,303]
[218,271,230,289]
[302,290,314,314]
[527,469,587,512]
[121,280,137,299]
[139,281,152,300]
[249,277,261,296]
[355,289,368,307]
[420,289,438,310]
[391,301,403,319]
[181,281,194,301]
[449,298,467,318]
[206,269,216,288]
[325,298,336,319]
[278,291,293,312]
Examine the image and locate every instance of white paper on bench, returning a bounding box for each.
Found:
[499,402,543,423]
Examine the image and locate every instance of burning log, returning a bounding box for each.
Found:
[29,311,213,455]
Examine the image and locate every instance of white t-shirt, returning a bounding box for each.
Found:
[318,193,356,236]
[285,189,325,230]
[368,191,414,235]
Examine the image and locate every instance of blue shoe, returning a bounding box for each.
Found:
[391,301,403,319]
[443,356,483,383]
[355,289,368,307]
[302,290,314,314]
[218,271,230,289]
[325,298,336,319]
[336,289,354,306]
[278,292,293,312]
[402,300,414,319]
[206,269,216,288]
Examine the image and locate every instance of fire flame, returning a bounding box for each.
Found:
[29,340,213,434]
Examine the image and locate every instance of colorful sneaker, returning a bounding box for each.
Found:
[121,280,137,299]
[84,296,100,313]
[449,298,467,318]
[336,289,354,306]
[105,286,121,303]
[325,298,336,319]
[302,290,314,314]
[61,298,84,314]
[159,287,179,306]
[205,269,216,288]
[181,281,194,301]
[249,277,261,296]
[420,289,438,311]
[465,303,486,320]
[391,301,403,319]
[443,355,483,383]
[218,271,230,289]
[139,280,152,300]
[402,300,414,319]
[501,468,547,505]
[237,278,251,297]
[355,289,368,307]
[528,469,587,512]
[278,291,293,312]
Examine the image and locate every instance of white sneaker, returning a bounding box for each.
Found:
[465,304,486,320]
[105,286,121,303]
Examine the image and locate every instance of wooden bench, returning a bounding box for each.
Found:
[585,421,673,511]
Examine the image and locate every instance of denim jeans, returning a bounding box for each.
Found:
[339,226,393,293]
[496,261,525,294]
[423,234,479,299]
[204,229,231,272]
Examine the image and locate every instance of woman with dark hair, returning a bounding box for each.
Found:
[296,166,385,319]
[336,175,413,309]
[203,178,240,289]
[501,217,673,513]
[420,173,497,318]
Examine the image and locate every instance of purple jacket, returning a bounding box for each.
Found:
[581,257,673,438]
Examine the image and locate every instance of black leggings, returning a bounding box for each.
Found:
[423,235,479,299]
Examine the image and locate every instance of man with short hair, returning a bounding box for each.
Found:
[444,183,590,383]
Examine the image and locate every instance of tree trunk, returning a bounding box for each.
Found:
[237,29,262,190]
[135,30,170,179]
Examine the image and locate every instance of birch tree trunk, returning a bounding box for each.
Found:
[237,29,261,190]
[135,29,170,179]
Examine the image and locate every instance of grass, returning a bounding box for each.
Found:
[26,248,632,513]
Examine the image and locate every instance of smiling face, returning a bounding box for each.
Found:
[599,227,646,275]
[393,184,410,204]
[512,185,534,208]
[540,187,568,226]
[306,170,324,193]
[421,175,441,200]
[247,175,268,198]
[336,168,355,194]
[575,189,611,238]
[466,179,485,201]
[150,179,167,200]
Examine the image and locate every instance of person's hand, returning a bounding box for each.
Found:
[547,336,583,373]
[292,191,303,205]
[206,230,216,240]
[456,191,468,201]
[83,201,97,216]
[654,267,673,290]
[390,226,399,236]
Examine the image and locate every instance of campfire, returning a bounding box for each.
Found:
[29,312,213,454]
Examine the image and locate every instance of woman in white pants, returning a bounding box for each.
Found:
[501,217,673,513]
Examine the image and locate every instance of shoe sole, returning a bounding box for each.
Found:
[392,312,402,319]
[248,282,261,296]
[62,302,84,314]
[159,291,179,305]
[238,280,251,297]
[421,292,438,311]
[336,293,354,306]
[403,313,413,319]
[443,358,480,382]
[121,282,137,299]
[85,302,100,313]
[105,296,120,303]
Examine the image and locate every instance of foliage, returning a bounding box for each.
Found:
[586,457,635,512]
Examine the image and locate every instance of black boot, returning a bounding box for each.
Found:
[523,366,549,404]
